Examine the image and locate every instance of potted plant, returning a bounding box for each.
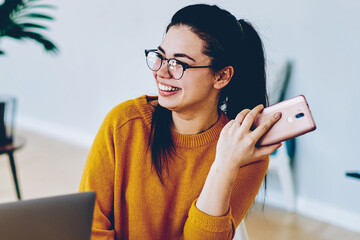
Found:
[0,0,58,144]
[0,0,58,55]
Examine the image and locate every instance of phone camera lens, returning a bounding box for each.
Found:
[296,113,305,119]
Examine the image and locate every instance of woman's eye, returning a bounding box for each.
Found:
[174,60,186,66]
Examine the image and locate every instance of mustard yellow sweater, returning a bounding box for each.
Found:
[79,95,269,240]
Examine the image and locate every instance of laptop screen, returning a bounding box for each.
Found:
[0,191,95,240]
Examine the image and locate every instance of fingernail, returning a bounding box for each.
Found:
[275,112,282,119]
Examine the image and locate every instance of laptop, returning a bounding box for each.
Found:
[0,191,95,240]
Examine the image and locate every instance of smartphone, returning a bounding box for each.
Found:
[252,95,316,146]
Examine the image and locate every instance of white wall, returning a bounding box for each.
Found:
[1,0,360,233]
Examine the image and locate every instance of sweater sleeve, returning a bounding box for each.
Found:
[79,112,116,240]
[183,156,269,240]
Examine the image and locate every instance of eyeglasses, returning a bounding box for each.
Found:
[144,49,212,80]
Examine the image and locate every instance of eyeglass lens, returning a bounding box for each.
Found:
[146,51,184,79]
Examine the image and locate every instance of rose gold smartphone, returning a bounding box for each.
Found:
[253,95,316,146]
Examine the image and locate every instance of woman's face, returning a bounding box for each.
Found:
[153,26,219,114]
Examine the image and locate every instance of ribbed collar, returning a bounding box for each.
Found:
[135,95,230,148]
[171,113,228,148]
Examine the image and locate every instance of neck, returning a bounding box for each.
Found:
[171,105,220,135]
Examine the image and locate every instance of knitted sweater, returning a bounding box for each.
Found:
[79,95,269,240]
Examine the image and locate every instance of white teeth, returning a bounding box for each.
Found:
[158,83,181,92]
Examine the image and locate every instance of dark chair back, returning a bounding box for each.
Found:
[0,96,16,146]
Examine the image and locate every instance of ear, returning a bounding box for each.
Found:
[213,66,234,90]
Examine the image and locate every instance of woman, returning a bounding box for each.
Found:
[80,4,282,240]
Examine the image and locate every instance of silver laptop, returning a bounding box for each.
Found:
[0,191,95,240]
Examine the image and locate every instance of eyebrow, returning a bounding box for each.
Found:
[158,46,196,62]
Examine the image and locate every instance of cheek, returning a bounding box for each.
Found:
[182,74,214,93]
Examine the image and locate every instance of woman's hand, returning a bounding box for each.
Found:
[214,104,282,171]
[196,104,280,217]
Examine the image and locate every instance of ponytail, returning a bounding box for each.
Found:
[220,19,268,119]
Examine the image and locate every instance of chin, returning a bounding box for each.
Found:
[158,97,176,111]
[157,89,184,110]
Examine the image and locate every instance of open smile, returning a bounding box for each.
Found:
[158,83,181,92]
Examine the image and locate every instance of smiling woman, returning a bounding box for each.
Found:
[79,4,282,240]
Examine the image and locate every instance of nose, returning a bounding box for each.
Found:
[156,59,171,79]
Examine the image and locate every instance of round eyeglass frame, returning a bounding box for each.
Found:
[144,49,213,80]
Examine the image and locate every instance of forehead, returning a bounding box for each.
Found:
[161,26,206,59]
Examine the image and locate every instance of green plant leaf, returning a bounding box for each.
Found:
[19,23,48,30]
[26,4,56,10]
[4,25,24,39]
[22,30,58,52]
[0,0,24,15]
[17,13,54,21]
[0,0,58,55]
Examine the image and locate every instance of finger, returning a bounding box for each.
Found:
[251,112,282,141]
[255,142,282,158]
[233,109,251,127]
[222,119,236,131]
[240,104,264,131]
